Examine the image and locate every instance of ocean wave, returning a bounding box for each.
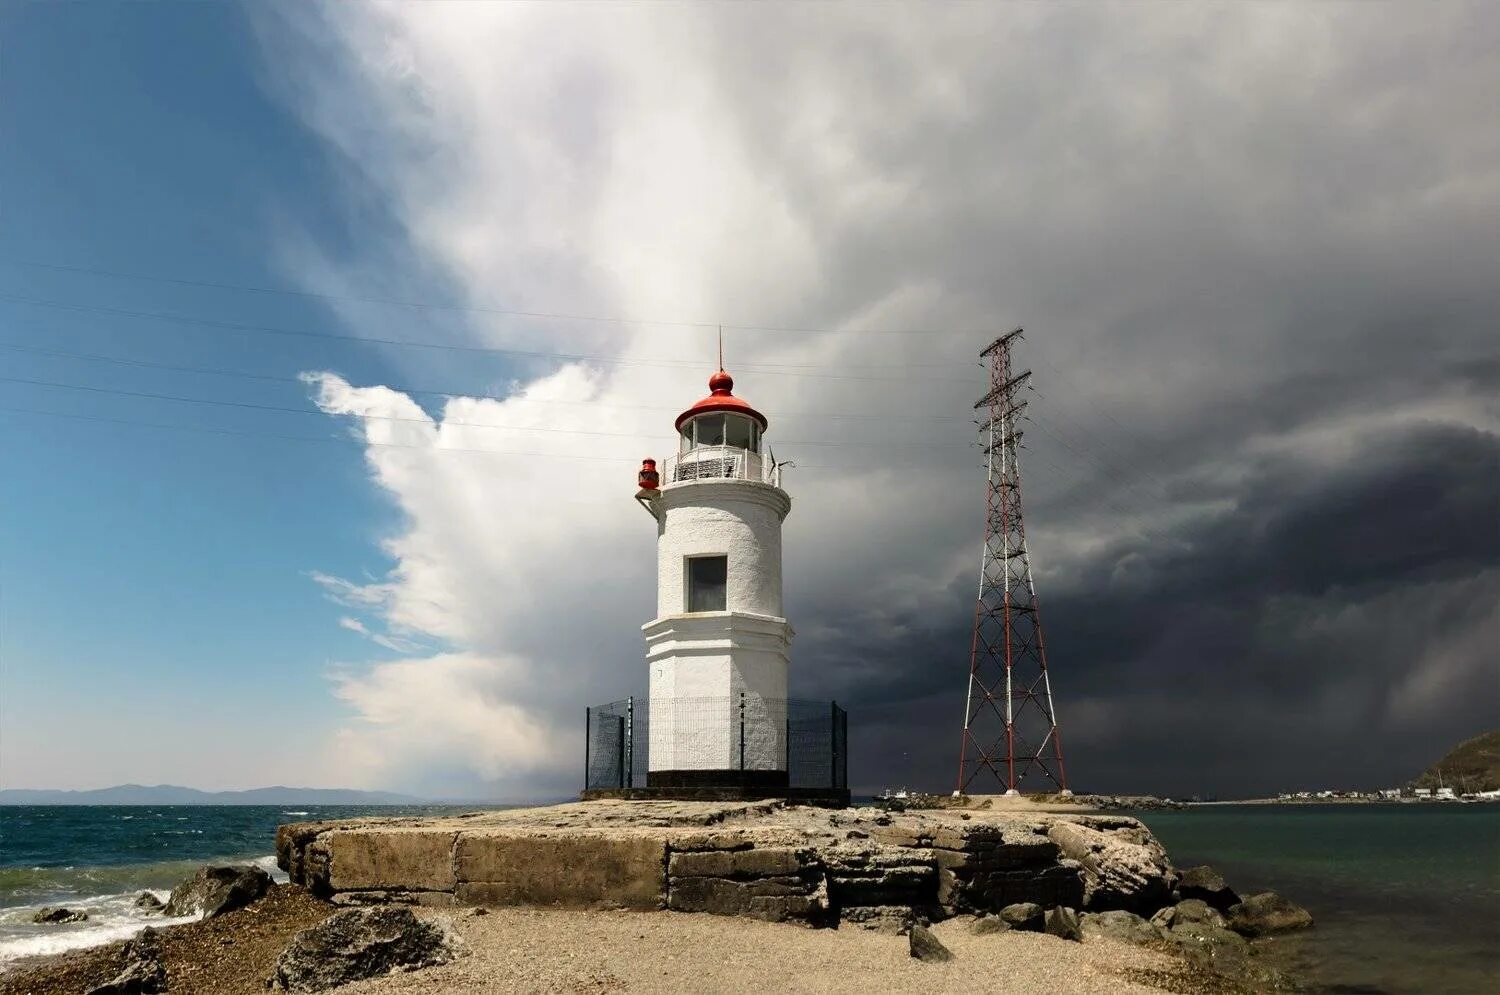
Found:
[0,856,285,968]
[0,855,286,911]
[0,891,198,968]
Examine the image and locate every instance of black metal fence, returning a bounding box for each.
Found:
[585,695,848,791]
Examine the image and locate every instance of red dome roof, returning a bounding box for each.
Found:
[674,368,768,431]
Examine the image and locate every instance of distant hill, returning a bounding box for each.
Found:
[1411,730,1500,793]
[0,784,427,806]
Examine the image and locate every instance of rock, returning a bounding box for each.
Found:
[999,902,1044,931]
[1171,898,1227,928]
[1227,891,1313,937]
[1044,906,1082,941]
[1168,921,1252,978]
[133,892,165,912]
[908,924,953,962]
[1046,821,1176,913]
[969,914,1010,935]
[32,906,88,924]
[88,927,167,994]
[1150,905,1176,930]
[1178,865,1240,912]
[271,907,467,992]
[840,905,914,934]
[163,864,272,919]
[1080,910,1161,946]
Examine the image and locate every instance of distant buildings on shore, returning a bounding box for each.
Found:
[1275,786,1500,802]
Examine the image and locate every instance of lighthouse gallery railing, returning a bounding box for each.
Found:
[585,696,847,792]
[660,447,783,487]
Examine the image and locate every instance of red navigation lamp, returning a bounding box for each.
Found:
[638,458,660,490]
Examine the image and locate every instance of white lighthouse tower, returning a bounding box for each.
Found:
[635,365,792,790]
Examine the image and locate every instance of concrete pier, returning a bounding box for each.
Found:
[276,799,1176,931]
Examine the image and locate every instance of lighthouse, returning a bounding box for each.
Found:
[635,366,793,790]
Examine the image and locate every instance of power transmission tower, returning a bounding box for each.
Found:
[956,329,1070,796]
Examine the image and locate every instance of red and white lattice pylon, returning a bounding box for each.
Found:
[956,329,1070,797]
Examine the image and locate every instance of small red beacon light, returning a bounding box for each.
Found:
[638,458,660,490]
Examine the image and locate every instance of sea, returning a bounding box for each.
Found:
[1,803,1496,992]
[1130,804,1500,995]
[0,804,477,967]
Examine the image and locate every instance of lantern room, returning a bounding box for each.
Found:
[675,369,767,451]
[663,369,775,486]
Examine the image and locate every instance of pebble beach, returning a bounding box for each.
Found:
[1,889,1220,995]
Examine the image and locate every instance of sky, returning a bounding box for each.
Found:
[0,1,1495,801]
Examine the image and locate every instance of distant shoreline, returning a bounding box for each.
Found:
[1186,796,1497,806]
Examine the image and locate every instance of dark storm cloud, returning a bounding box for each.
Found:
[801,420,1499,797]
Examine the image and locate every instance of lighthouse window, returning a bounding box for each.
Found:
[696,414,726,448]
[686,555,728,613]
[725,415,755,451]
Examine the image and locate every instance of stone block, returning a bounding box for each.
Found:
[667,877,823,922]
[325,830,459,893]
[665,830,756,852]
[455,832,665,909]
[828,866,935,907]
[668,847,809,878]
[840,905,915,934]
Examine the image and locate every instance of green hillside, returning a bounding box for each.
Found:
[1412,730,1500,793]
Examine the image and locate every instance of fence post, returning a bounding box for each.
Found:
[785,705,791,784]
[739,692,746,771]
[584,706,591,791]
[625,696,634,789]
[830,700,838,791]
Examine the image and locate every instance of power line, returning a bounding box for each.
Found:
[0,400,888,472]
[0,340,972,423]
[1,257,972,338]
[0,374,967,450]
[0,292,982,384]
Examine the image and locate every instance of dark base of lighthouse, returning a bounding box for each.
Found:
[580,769,848,807]
[648,768,789,790]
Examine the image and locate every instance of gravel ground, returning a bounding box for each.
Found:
[0,893,1222,995]
[342,907,1196,995]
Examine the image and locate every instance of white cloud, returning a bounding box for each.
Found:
[329,653,555,798]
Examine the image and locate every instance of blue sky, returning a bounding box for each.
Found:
[1,3,1494,801]
[0,4,424,788]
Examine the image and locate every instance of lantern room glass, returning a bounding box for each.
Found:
[681,413,760,454]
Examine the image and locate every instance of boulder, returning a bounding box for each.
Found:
[88,926,167,994]
[1177,865,1240,912]
[1046,821,1175,913]
[1171,898,1227,928]
[164,864,272,919]
[133,892,165,913]
[999,902,1044,932]
[1043,906,1081,941]
[908,924,953,962]
[1227,891,1313,937]
[1080,910,1161,946]
[969,914,1010,935]
[271,907,467,992]
[1149,905,1177,930]
[1168,921,1252,979]
[32,907,88,924]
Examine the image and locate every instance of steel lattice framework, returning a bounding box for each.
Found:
[957,329,1069,796]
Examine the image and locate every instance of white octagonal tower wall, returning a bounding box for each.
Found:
[655,481,787,618]
[640,368,796,787]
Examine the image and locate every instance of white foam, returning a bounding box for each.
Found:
[0,905,199,967]
[0,854,283,970]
